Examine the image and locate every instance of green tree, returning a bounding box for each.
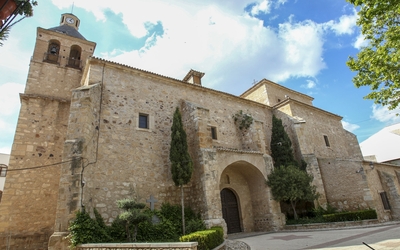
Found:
[346,0,400,111]
[270,115,298,168]
[169,107,193,235]
[116,199,149,242]
[0,0,38,46]
[266,165,318,220]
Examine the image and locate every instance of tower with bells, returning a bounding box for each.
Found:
[0,13,95,249]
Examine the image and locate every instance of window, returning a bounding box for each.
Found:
[323,135,330,147]
[211,126,218,140]
[379,191,391,210]
[138,113,149,129]
[0,164,7,177]
[67,45,82,68]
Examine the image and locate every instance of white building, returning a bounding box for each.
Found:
[0,153,10,197]
[360,123,400,165]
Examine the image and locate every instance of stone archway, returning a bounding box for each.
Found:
[220,188,241,233]
[219,160,273,232]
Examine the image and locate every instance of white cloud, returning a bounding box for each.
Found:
[353,33,368,49]
[326,9,357,35]
[276,0,288,7]
[342,120,360,132]
[371,104,400,123]
[0,83,24,116]
[250,0,272,16]
[301,80,316,89]
[47,0,334,92]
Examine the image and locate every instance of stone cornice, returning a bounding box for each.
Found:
[20,93,70,103]
[214,146,263,155]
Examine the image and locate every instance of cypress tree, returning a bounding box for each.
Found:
[170,107,193,235]
[270,115,298,168]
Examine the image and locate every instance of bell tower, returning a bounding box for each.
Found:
[0,13,96,249]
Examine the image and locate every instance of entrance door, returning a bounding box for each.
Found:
[220,188,241,233]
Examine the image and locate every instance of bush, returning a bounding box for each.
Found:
[312,204,337,217]
[323,209,377,222]
[137,209,180,242]
[68,208,112,247]
[180,226,224,250]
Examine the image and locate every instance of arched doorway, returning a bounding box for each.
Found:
[220,188,241,233]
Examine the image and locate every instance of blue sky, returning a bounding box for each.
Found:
[0,0,399,154]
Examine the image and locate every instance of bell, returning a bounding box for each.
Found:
[50,47,57,54]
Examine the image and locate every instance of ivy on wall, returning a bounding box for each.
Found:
[232,110,253,130]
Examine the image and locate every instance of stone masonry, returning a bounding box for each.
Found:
[0,13,398,250]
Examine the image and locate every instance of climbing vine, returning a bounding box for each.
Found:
[232,110,253,130]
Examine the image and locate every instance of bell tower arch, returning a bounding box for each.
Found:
[0,13,96,249]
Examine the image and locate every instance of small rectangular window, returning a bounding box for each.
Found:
[323,135,330,147]
[211,126,218,140]
[139,113,149,129]
[379,191,391,210]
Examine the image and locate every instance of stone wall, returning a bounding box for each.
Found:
[0,96,70,249]
[363,161,400,221]
[76,242,198,250]
[317,158,373,211]
[241,79,313,107]
[74,59,279,226]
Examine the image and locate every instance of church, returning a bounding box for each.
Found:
[0,13,399,250]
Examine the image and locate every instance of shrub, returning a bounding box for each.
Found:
[68,203,206,245]
[312,204,337,217]
[68,208,112,247]
[137,209,180,242]
[323,209,377,222]
[180,226,224,250]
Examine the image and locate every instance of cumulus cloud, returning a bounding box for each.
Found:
[301,80,317,89]
[342,120,360,132]
[371,104,400,123]
[0,83,24,116]
[49,0,332,91]
[250,0,272,16]
[353,33,368,49]
[326,9,358,35]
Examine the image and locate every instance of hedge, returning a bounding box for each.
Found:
[180,226,224,250]
[323,209,377,222]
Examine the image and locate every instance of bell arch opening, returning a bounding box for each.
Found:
[45,40,60,64]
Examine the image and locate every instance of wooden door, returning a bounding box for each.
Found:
[220,188,241,233]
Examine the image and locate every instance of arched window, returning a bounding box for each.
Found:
[45,40,60,64]
[67,45,82,68]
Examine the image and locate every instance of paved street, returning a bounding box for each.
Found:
[229,223,400,250]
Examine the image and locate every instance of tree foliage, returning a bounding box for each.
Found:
[0,1,38,46]
[116,199,149,242]
[270,115,298,168]
[266,165,318,220]
[170,107,193,235]
[346,0,400,111]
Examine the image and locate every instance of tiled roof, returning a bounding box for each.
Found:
[48,25,86,40]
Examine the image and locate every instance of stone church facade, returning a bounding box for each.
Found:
[0,13,398,250]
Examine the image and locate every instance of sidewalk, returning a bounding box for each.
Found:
[227,222,400,250]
